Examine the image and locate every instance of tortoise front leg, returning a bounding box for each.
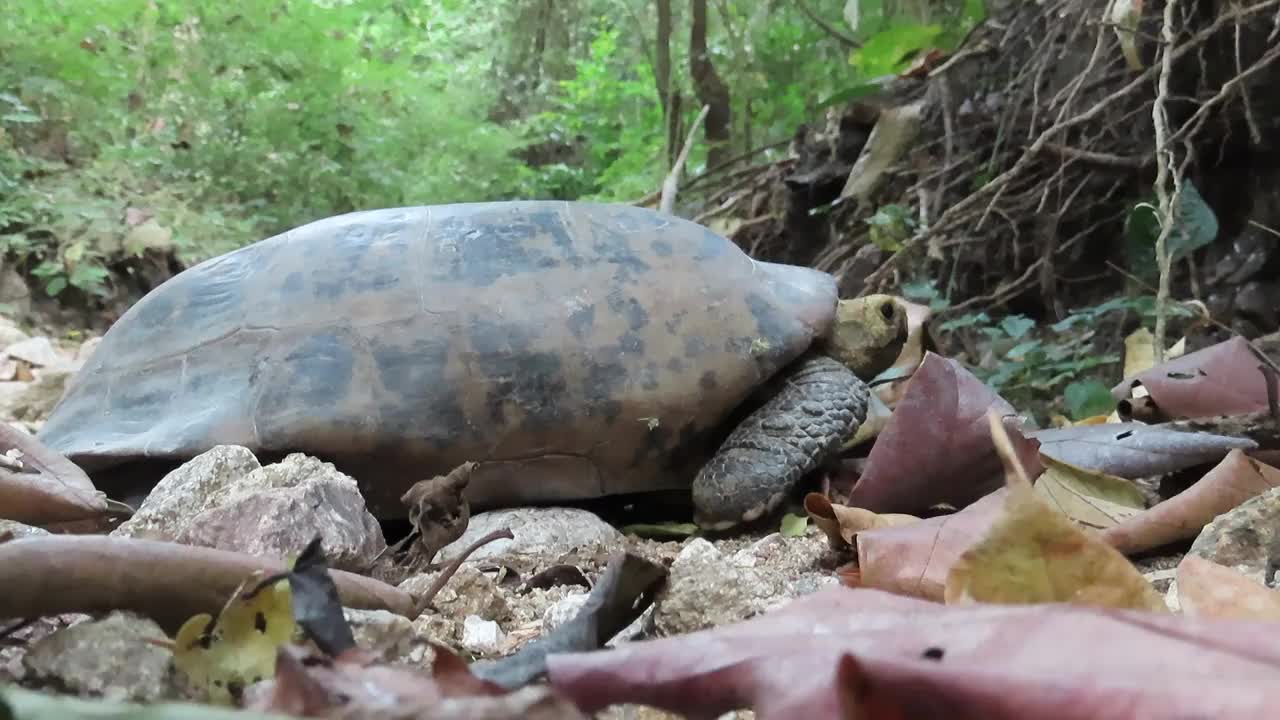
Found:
[691,353,869,530]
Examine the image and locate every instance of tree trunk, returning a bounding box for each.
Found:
[689,0,731,168]
[655,0,680,169]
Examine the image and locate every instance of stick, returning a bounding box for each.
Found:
[659,104,710,215]
[1150,0,1181,364]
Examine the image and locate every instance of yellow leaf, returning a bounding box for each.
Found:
[1033,453,1146,530]
[172,575,296,704]
[944,412,1167,612]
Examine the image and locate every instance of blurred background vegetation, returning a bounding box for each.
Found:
[0,0,980,300]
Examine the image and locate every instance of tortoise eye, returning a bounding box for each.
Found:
[879,301,896,321]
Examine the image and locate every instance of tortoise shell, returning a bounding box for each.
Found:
[38,201,840,516]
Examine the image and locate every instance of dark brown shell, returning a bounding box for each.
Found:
[38,202,839,515]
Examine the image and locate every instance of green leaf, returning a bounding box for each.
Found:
[44,276,66,296]
[1005,339,1042,359]
[1063,379,1117,419]
[1122,181,1219,279]
[850,21,943,76]
[1,112,40,124]
[999,315,1035,338]
[620,522,700,539]
[780,512,809,537]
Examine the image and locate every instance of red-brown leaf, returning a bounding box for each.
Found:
[846,353,1039,514]
[546,585,1280,719]
[1102,449,1280,555]
[1111,336,1271,418]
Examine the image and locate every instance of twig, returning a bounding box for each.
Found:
[1151,0,1181,365]
[660,103,711,215]
[794,0,860,48]
[1037,142,1149,169]
[411,528,514,617]
[859,0,1280,294]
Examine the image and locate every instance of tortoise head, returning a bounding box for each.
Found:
[822,294,909,379]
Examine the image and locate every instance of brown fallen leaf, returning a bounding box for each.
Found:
[1029,421,1256,478]
[1112,336,1272,418]
[1102,449,1280,555]
[846,352,1041,514]
[0,535,412,633]
[854,488,1008,601]
[247,642,588,719]
[545,585,1280,719]
[944,412,1168,612]
[1176,554,1280,621]
[1032,454,1146,530]
[0,423,111,525]
[803,492,919,552]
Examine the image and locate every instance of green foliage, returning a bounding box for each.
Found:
[1063,379,1117,420]
[1,0,526,298]
[1122,180,1219,281]
[933,293,1191,422]
[1,0,987,301]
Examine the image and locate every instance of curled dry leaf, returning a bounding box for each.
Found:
[397,461,473,569]
[1111,336,1272,418]
[846,352,1040,514]
[545,585,1280,719]
[944,413,1167,613]
[803,492,919,552]
[0,535,412,633]
[1030,422,1256,478]
[471,551,667,689]
[854,489,1008,601]
[1032,454,1146,530]
[1176,554,1280,621]
[1102,449,1280,556]
[0,423,110,525]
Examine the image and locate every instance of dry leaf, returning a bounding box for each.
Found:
[1112,336,1272,418]
[1102,449,1280,555]
[943,412,1167,612]
[1030,421,1255,478]
[803,492,919,551]
[1033,454,1146,530]
[855,489,1008,601]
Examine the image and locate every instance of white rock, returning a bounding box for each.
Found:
[673,537,722,568]
[437,507,624,564]
[460,615,505,655]
[0,318,29,349]
[5,337,65,368]
[542,593,590,633]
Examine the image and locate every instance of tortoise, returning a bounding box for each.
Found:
[36,201,906,530]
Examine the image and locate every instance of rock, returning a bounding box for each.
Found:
[655,533,835,636]
[0,520,50,541]
[437,507,624,564]
[0,266,31,317]
[542,593,589,633]
[5,337,64,368]
[1189,484,1280,585]
[460,615,506,655]
[112,446,385,572]
[9,368,71,422]
[0,317,30,349]
[400,564,512,624]
[21,612,176,701]
[344,609,431,664]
